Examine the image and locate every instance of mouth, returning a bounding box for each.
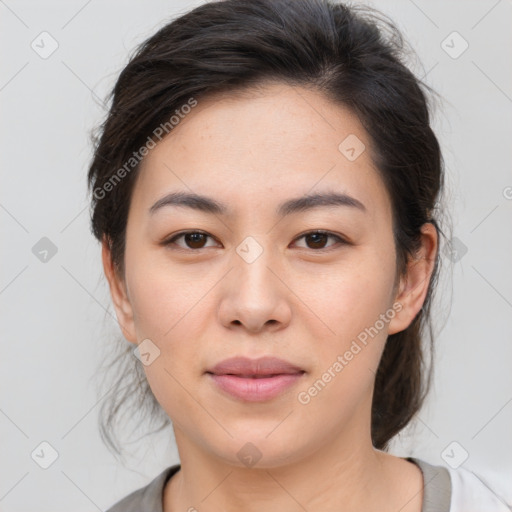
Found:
[206,373,305,402]
[205,356,305,402]
[213,373,298,378]
[206,355,304,376]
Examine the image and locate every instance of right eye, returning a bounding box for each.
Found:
[163,230,220,250]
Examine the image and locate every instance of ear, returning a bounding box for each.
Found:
[388,223,438,335]
[101,236,138,343]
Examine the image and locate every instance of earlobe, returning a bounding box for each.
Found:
[101,237,138,343]
[387,223,438,336]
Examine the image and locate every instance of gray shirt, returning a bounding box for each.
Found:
[106,456,451,512]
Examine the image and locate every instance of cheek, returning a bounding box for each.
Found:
[293,267,394,425]
[297,254,397,396]
[124,252,215,379]
[126,266,210,422]
[125,252,209,339]
[300,260,396,341]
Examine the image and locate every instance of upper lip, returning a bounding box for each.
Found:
[207,356,305,377]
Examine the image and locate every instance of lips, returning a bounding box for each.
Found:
[207,356,304,377]
[206,356,305,402]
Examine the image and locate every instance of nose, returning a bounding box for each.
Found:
[218,238,292,334]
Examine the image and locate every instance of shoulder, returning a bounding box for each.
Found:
[406,456,451,511]
[105,464,181,512]
[408,457,510,512]
[445,463,510,512]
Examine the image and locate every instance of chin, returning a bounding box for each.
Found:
[205,428,313,470]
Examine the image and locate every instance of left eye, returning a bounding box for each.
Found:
[164,230,346,251]
[293,230,346,250]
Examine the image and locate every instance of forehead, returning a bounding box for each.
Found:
[132,82,391,223]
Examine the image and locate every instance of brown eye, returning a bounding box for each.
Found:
[294,230,347,251]
[165,231,218,250]
[183,232,208,249]
[305,232,329,249]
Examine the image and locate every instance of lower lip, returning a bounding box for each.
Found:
[208,373,304,402]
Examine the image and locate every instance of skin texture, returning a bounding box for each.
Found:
[102,82,438,511]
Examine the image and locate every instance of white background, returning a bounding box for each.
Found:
[1,0,511,510]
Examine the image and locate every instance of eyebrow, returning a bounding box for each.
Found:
[149,190,366,217]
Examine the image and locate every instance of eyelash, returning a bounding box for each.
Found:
[162,230,349,252]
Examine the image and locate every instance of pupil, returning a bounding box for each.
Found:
[308,233,326,248]
[186,233,205,248]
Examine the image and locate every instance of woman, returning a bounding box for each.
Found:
[87,0,507,510]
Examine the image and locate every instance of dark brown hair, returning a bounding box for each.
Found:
[88,0,450,460]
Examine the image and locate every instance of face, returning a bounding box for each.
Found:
[103,82,435,468]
